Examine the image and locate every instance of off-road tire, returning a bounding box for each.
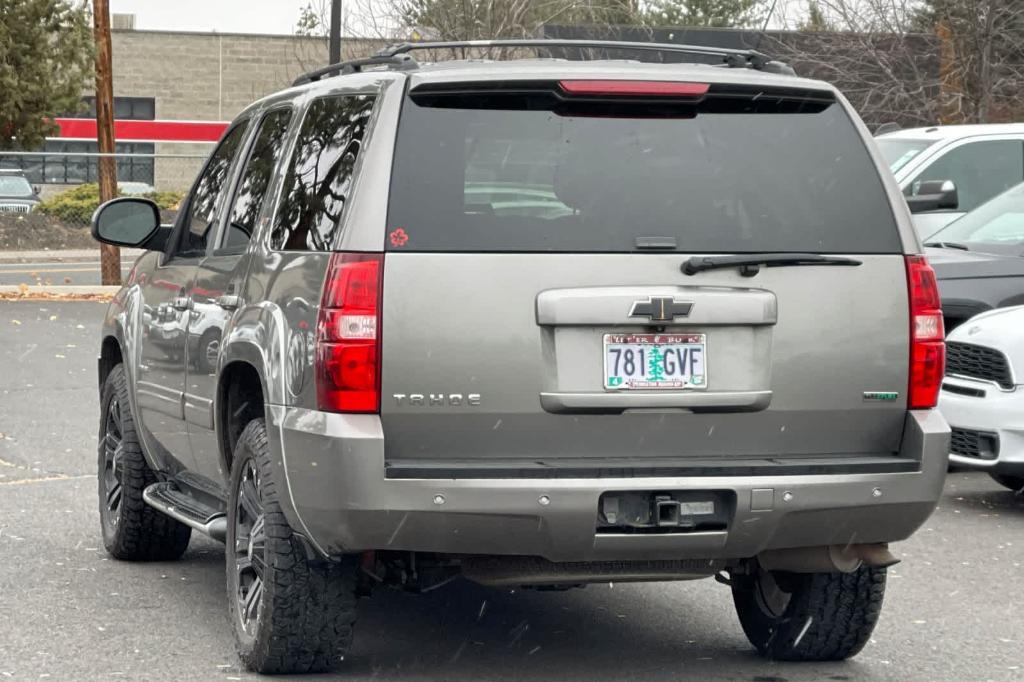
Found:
[989,473,1024,492]
[98,364,192,560]
[732,563,886,661]
[226,418,359,675]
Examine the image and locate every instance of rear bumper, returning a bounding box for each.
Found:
[267,406,950,562]
[940,379,1024,475]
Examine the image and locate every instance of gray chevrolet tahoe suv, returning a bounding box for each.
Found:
[91,40,950,674]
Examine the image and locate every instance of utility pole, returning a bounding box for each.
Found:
[329,0,342,64]
[93,0,120,285]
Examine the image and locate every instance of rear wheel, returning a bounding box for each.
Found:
[731,563,886,661]
[98,364,191,560]
[989,473,1024,492]
[226,418,360,674]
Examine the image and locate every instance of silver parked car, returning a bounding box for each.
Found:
[91,40,950,674]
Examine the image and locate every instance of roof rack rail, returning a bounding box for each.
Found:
[292,54,418,86]
[376,38,795,75]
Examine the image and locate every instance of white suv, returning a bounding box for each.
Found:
[876,124,1024,238]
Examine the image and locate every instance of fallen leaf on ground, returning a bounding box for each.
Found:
[0,292,113,302]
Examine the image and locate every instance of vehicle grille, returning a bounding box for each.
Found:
[945,342,1014,389]
[949,428,999,461]
[0,204,30,213]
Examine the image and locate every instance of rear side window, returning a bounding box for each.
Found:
[271,94,375,251]
[225,107,292,250]
[387,85,901,254]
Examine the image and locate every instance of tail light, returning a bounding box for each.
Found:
[558,80,709,98]
[315,253,383,413]
[906,255,945,409]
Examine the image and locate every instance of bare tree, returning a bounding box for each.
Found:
[767,0,1024,127]
[915,0,1024,123]
[287,0,1024,128]
[291,0,650,67]
[764,0,945,128]
[393,0,640,40]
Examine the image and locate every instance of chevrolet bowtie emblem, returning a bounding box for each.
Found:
[629,296,693,322]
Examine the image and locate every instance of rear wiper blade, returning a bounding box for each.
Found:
[924,241,969,251]
[682,253,863,277]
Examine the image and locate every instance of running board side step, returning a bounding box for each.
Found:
[142,482,228,542]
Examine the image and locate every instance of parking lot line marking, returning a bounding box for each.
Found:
[0,474,95,486]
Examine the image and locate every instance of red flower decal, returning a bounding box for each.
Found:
[389,227,409,247]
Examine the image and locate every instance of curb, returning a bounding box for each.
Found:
[0,285,118,300]
[0,249,143,264]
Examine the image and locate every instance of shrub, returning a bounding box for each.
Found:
[37,183,185,225]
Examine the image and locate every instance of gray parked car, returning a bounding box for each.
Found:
[923,181,1024,331]
[91,40,950,674]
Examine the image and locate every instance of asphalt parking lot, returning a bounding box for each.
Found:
[1,300,1022,681]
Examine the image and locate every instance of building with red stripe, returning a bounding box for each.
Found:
[0,15,380,192]
[54,118,230,144]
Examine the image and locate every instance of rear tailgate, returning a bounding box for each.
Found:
[379,77,909,475]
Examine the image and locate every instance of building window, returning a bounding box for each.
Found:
[78,96,156,121]
[0,141,155,186]
[0,96,157,186]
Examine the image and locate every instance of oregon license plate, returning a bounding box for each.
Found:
[603,333,707,390]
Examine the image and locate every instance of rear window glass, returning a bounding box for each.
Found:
[271,94,375,251]
[386,88,901,254]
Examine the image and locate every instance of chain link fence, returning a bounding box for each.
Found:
[0,150,210,252]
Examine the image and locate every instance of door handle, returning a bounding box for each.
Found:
[171,296,192,311]
[215,294,241,310]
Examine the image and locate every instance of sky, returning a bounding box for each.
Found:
[108,0,313,35]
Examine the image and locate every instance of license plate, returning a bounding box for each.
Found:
[603,333,707,390]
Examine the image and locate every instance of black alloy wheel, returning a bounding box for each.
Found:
[100,394,125,528]
[233,457,268,636]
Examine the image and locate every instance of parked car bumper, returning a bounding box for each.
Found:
[267,406,949,561]
[940,377,1024,476]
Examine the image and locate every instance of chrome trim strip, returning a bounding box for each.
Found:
[183,393,215,429]
[136,381,184,418]
[537,286,777,327]
[540,390,772,413]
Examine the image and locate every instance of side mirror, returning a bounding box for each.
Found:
[906,180,959,214]
[91,198,162,248]
[32,185,41,195]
